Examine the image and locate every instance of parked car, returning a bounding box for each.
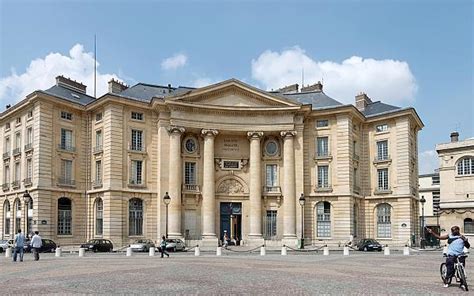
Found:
[130,239,155,252]
[356,239,383,251]
[24,239,57,253]
[80,239,113,252]
[157,239,186,252]
[0,239,13,252]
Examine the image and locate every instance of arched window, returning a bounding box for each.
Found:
[465,218,474,234]
[95,198,103,236]
[316,202,331,237]
[457,157,474,175]
[14,199,21,232]
[58,197,72,235]
[129,198,143,236]
[3,200,11,236]
[377,203,391,238]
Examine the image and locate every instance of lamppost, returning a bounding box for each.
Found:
[23,190,31,237]
[299,193,305,249]
[163,192,171,238]
[420,195,426,249]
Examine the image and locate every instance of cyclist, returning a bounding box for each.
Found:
[427,226,470,288]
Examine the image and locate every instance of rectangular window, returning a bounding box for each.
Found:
[317,165,329,188]
[16,117,21,125]
[96,202,103,235]
[131,130,143,151]
[376,140,389,160]
[60,111,73,120]
[95,112,103,122]
[61,159,73,182]
[58,208,72,235]
[317,203,331,237]
[95,130,103,148]
[264,210,277,239]
[377,206,391,238]
[26,127,33,145]
[14,162,20,182]
[316,137,329,157]
[4,137,10,152]
[376,124,388,132]
[4,165,10,184]
[15,132,21,149]
[95,160,102,183]
[316,119,329,128]
[26,159,32,179]
[265,164,278,187]
[353,168,358,187]
[131,112,144,121]
[433,191,440,215]
[432,175,440,185]
[131,160,143,184]
[60,129,73,150]
[27,110,33,119]
[377,168,389,191]
[184,162,196,185]
[5,122,10,130]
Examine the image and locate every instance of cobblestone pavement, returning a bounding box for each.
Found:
[0,250,469,295]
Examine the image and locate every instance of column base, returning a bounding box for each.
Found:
[281,237,298,248]
[246,236,265,247]
[200,236,218,247]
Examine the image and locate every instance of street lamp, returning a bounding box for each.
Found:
[23,190,31,237]
[163,192,171,238]
[299,193,306,249]
[420,195,426,249]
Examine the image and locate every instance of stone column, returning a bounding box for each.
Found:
[247,132,264,245]
[201,129,219,245]
[281,130,297,244]
[167,126,185,238]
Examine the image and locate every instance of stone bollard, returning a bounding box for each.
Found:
[149,247,155,257]
[343,246,349,256]
[126,247,132,257]
[5,247,12,258]
[216,247,222,256]
[55,247,62,257]
[194,246,200,256]
[403,246,410,256]
[443,245,448,255]
[260,246,266,256]
[281,245,287,256]
[323,245,329,256]
[78,248,85,257]
[384,245,390,256]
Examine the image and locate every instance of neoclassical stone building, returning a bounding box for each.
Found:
[0,76,423,247]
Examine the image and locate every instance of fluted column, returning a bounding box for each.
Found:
[281,130,297,239]
[247,132,264,240]
[167,126,185,238]
[201,129,219,239]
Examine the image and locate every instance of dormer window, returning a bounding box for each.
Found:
[131,112,144,121]
[61,111,73,121]
[376,124,388,133]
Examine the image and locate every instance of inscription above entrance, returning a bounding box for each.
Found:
[222,160,240,170]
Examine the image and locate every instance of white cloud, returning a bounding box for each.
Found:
[0,44,121,105]
[161,53,188,70]
[251,46,418,105]
[419,150,439,174]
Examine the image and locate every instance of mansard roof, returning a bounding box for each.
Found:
[362,101,401,117]
[278,90,344,109]
[42,85,96,106]
[120,83,195,102]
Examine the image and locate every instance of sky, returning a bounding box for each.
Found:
[0,0,473,174]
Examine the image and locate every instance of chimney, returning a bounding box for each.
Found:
[168,84,172,93]
[301,81,323,92]
[355,92,372,111]
[277,83,299,94]
[108,78,129,94]
[450,131,459,142]
[56,75,87,94]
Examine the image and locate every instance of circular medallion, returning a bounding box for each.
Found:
[184,138,197,153]
[265,140,278,156]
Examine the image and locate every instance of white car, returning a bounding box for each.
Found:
[130,239,155,252]
[0,239,14,252]
[158,239,186,252]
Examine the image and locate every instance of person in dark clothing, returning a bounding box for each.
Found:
[160,236,169,258]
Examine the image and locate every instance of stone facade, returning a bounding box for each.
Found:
[0,77,423,248]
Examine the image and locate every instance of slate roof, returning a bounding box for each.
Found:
[362,101,401,117]
[43,85,96,106]
[280,91,344,109]
[120,83,195,102]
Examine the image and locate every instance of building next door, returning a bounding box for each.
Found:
[220,202,242,245]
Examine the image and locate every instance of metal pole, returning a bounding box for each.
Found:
[421,203,425,249]
[165,204,169,238]
[301,204,304,249]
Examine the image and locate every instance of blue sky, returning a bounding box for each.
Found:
[1,0,473,173]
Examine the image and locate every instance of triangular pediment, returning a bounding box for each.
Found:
[167,79,301,108]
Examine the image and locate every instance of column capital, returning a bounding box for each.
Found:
[247,131,264,140]
[201,129,219,138]
[280,130,297,138]
[167,125,185,135]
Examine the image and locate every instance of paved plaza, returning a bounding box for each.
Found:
[0,250,468,295]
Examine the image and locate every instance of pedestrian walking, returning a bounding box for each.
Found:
[160,236,169,258]
[12,229,25,262]
[30,231,42,261]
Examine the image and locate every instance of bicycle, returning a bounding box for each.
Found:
[440,253,469,291]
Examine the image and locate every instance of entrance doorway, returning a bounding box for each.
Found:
[220,202,242,245]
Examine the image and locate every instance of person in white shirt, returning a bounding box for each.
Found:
[30,231,42,261]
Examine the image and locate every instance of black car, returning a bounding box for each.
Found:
[356,239,383,251]
[24,239,57,253]
[80,239,113,252]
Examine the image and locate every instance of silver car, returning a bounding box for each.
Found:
[158,239,186,252]
[0,239,14,251]
[130,239,155,252]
